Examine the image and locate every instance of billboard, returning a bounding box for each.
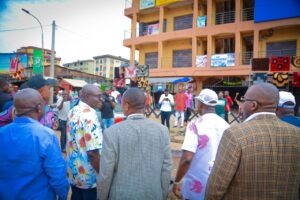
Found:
[156,0,182,6]
[196,55,207,67]
[0,53,28,74]
[211,53,235,67]
[140,0,155,9]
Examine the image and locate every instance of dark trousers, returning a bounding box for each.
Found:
[59,119,67,151]
[71,185,97,200]
[161,111,171,129]
[225,111,229,123]
[184,107,192,123]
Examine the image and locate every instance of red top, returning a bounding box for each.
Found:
[225,95,233,111]
[175,93,188,111]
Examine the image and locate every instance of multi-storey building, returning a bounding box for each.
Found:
[17,46,61,67]
[93,55,129,79]
[123,0,300,91]
[63,59,96,75]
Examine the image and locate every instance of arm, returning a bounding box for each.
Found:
[109,97,115,109]
[97,129,116,200]
[159,94,164,104]
[87,150,100,173]
[43,132,69,200]
[205,129,241,200]
[172,150,194,197]
[57,98,64,110]
[161,128,173,199]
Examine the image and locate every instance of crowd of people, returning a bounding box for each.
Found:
[0,75,299,200]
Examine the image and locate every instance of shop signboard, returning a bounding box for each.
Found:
[140,0,155,9]
[211,53,235,67]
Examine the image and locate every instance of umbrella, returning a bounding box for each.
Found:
[172,77,190,84]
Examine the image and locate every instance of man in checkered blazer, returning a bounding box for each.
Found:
[205,83,300,200]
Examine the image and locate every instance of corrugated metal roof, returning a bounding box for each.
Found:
[62,78,88,88]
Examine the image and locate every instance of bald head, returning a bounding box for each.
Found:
[14,88,44,119]
[81,84,102,108]
[122,88,146,115]
[242,83,279,120]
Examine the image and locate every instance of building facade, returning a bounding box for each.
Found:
[123,0,300,92]
[17,46,61,67]
[93,55,129,79]
[63,59,96,75]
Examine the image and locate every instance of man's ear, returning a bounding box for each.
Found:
[251,101,259,112]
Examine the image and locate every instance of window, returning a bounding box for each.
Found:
[173,49,192,68]
[145,52,158,69]
[266,40,297,57]
[174,14,193,31]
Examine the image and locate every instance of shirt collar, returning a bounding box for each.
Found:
[127,113,144,118]
[14,116,40,124]
[244,112,276,122]
[78,101,96,112]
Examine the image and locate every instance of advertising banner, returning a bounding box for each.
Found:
[197,16,206,27]
[0,53,28,74]
[196,55,207,67]
[33,49,43,75]
[140,0,155,9]
[147,23,159,35]
[156,0,182,6]
[211,53,235,67]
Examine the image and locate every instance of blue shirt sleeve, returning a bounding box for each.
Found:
[43,131,69,200]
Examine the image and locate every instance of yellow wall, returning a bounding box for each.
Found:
[258,26,300,57]
[139,12,159,23]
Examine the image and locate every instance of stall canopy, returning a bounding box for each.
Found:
[149,77,191,84]
[172,77,191,84]
[62,78,88,88]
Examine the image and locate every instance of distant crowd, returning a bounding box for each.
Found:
[0,76,299,200]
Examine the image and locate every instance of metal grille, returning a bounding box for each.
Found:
[215,11,235,25]
[241,7,254,21]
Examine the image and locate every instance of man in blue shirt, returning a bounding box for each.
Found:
[276,91,300,127]
[0,88,69,200]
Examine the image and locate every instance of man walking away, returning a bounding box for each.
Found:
[173,89,229,200]
[276,91,300,127]
[0,88,69,200]
[205,83,300,200]
[56,90,71,152]
[97,88,172,200]
[67,84,103,200]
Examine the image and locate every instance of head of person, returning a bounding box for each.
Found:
[105,88,111,96]
[122,88,146,117]
[61,90,68,101]
[241,83,279,121]
[195,89,218,116]
[187,86,193,93]
[224,90,229,96]
[164,88,169,96]
[218,91,224,98]
[13,85,19,92]
[14,88,45,121]
[81,84,102,109]
[26,75,56,103]
[0,78,10,93]
[276,91,296,118]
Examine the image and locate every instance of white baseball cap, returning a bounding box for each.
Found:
[278,91,296,108]
[195,89,218,106]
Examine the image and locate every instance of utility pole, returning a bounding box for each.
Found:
[50,20,56,104]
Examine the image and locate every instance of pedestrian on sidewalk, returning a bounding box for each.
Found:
[66,84,103,200]
[215,91,228,120]
[101,88,115,130]
[184,87,193,125]
[159,88,174,129]
[174,88,187,128]
[97,88,172,200]
[0,88,69,200]
[224,90,233,122]
[205,83,300,200]
[56,90,70,152]
[173,89,229,200]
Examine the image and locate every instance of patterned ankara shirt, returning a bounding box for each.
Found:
[66,101,102,189]
[181,113,229,200]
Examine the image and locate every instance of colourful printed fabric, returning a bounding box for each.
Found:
[181,113,229,200]
[66,101,102,189]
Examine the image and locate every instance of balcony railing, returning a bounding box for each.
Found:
[241,7,254,21]
[215,11,235,25]
[240,51,253,65]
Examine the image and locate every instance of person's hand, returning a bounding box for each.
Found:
[172,184,181,198]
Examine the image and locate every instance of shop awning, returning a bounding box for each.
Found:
[62,78,88,88]
[149,77,190,84]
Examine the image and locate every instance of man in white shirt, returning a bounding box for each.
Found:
[111,87,121,104]
[173,89,229,200]
[159,88,174,129]
[56,90,70,152]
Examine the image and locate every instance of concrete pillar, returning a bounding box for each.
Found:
[253,29,259,58]
[207,0,215,26]
[192,37,197,68]
[159,7,164,33]
[130,45,136,66]
[235,0,241,23]
[235,31,241,66]
[193,0,198,29]
[207,35,213,67]
[132,13,137,38]
[158,42,163,69]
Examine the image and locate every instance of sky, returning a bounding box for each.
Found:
[0,0,131,64]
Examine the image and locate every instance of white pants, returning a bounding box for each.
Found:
[174,111,184,127]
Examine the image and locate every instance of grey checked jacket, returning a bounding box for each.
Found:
[97,115,172,200]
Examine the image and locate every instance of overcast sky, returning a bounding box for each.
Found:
[0,0,131,64]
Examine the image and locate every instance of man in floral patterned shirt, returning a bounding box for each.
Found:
[173,89,229,200]
[66,84,103,200]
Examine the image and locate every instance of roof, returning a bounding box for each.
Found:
[62,78,88,88]
[93,54,129,62]
[63,59,94,65]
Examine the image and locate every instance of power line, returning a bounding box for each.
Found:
[56,24,92,40]
[0,24,51,32]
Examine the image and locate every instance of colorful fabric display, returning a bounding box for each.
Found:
[292,72,300,87]
[272,72,289,88]
[136,65,149,77]
[270,56,290,72]
[252,58,269,71]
